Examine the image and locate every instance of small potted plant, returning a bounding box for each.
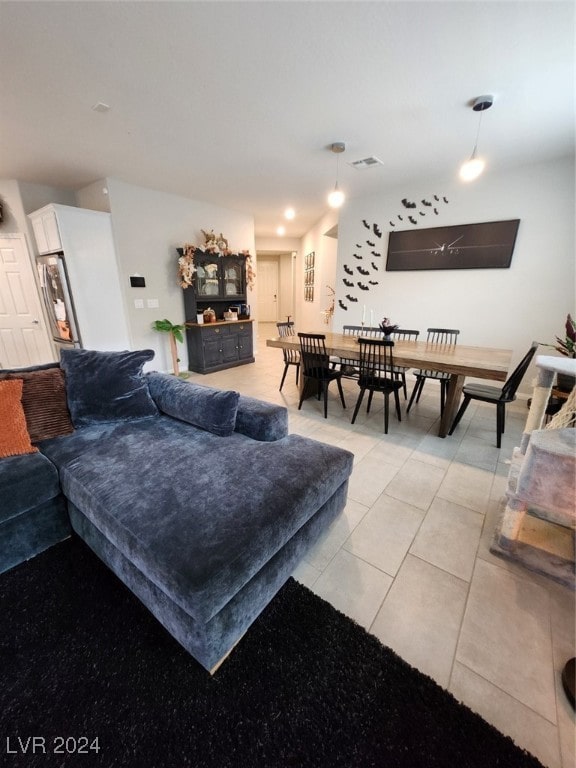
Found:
[544,313,576,391]
[152,319,188,378]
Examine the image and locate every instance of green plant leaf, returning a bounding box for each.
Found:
[152,319,173,333]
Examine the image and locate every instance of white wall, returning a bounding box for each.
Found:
[101,178,255,371]
[334,157,575,392]
[298,210,339,332]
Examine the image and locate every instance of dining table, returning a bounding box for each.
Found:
[267,332,513,438]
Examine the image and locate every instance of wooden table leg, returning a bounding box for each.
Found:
[439,374,464,437]
[299,374,321,401]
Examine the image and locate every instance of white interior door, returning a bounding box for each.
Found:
[258,258,279,322]
[0,234,54,368]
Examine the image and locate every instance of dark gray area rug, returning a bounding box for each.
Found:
[1,538,544,767]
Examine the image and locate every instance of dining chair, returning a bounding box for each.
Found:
[389,328,420,398]
[332,325,383,378]
[351,338,403,434]
[276,321,300,392]
[448,342,539,448]
[298,333,346,419]
[407,328,460,416]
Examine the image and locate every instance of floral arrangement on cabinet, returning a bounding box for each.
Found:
[177,230,255,291]
[178,244,197,289]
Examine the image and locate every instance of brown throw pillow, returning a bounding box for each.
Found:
[0,368,74,443]
[0,379,38,458]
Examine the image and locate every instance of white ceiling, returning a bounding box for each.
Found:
[1,1,574,238]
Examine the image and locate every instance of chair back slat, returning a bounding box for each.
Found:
[343,325,383,338]
[418,328,460,378]
[277,322,299,364]
[391,329,420,341]
[501,342,539,400]
[298,333,330,374]
[427,328,459,345]
[357,337,395,385]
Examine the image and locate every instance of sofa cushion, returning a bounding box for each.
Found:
[60,348,158,427]
[0,451,61,524]
[0,379,38,458]
[0,367,74,442]
[40,416,354,624]
[147,373,239,437]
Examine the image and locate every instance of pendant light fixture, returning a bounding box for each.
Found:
[459,95,493,182]
[327,142,346,208]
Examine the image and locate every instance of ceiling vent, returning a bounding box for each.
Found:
[348,156,384,170]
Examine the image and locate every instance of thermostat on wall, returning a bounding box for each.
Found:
[130,275,146,288]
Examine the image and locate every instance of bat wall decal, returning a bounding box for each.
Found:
[366,240,375,247]
[339,299,348,311]
[346,294,359,302]
[353,254,363,260]
[371,262,378,271]
[343,278,354,287]
[362,219,370,229]
[392,193,449,228]
[371,250,381,257]
[358,282,369,291]
[369,280,378,285]
[373,223,382,238]
[344,264,353,275]
[357,266,370,275]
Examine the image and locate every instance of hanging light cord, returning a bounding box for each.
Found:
[470,109,484,159]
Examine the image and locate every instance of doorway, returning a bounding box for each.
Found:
[258,257,279,322]
[0,234,54,368]
[256,251,296,329]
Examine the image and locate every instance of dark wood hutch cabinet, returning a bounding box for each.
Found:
[180,249,254,374]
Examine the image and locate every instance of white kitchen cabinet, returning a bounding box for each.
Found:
[30,206,62,254]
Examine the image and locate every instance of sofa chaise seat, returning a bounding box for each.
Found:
[3,357,354,673]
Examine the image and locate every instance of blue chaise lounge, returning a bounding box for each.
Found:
[0,349,353,672]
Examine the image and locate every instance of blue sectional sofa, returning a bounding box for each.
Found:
[0,350,353,672]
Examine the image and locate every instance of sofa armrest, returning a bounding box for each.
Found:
[235,396,288,442]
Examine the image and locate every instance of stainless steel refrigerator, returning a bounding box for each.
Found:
[30,204,131,353]
[37,253,81,352]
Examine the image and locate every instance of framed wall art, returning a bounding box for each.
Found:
[304,251,315,301]
[386,219,520,271]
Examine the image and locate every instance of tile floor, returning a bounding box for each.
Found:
[191,322,575,768]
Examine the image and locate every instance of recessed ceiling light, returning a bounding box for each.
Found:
[276,225,286,236]
[284,207,295,220]
[91,102,111,113]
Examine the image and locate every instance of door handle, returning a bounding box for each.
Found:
[32,319,40,324]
